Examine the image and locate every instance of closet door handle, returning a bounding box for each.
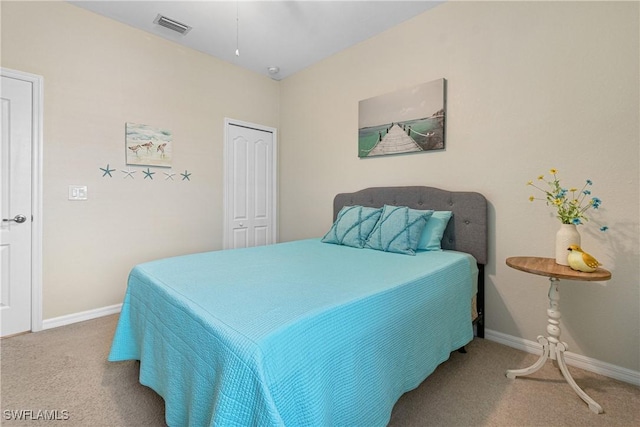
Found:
[2,214,27,223]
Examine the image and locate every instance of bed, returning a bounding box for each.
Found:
[109,186,488,427]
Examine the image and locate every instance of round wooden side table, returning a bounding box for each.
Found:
[505,256,612,414]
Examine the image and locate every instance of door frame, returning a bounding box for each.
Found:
[1,67,43,332]
[223,118,277,249]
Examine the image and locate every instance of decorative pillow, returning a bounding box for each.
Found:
[417,211,453,251]
[322,206,382,248]
[365,205,433,255]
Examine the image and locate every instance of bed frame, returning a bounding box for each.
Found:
[333,186,488,337]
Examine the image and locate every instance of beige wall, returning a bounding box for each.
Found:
[2,1,638,373]
[279,1,639,372]
[1,2,279,318]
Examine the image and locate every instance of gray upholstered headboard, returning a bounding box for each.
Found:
[333,186,488,265]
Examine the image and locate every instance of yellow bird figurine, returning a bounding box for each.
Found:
[567,245,601,273]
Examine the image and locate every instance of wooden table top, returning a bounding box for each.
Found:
[506,256,611,281]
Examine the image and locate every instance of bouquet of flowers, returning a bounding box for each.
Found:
[527,168,608,231]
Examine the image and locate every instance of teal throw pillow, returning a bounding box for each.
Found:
[365,205,433,255]
[417,211,453,251]
[322,206,382,248]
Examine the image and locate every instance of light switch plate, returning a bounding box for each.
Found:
[68,185,88,201]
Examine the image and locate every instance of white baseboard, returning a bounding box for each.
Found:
[42,303,122,330]
[485,328,640,386]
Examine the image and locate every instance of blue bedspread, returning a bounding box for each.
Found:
[109,239,477,427]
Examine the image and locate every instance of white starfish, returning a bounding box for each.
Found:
[121,169,136,179]
[164,171,176,180]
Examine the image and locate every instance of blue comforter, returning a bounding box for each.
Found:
[109,239,477,426]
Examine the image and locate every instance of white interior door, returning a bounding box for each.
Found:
[1,74,34,336]
[224,120,277,249]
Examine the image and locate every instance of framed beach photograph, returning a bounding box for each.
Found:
[125,122,173,167]
[358,78,446,158]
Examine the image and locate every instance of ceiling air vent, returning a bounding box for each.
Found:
[153,14,192,35]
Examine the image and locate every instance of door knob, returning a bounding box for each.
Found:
[2,214,27,224]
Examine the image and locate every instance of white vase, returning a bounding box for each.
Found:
[555,224,581,265]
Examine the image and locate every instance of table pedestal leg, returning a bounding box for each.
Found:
[505,278,603,414]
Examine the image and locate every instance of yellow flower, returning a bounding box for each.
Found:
[537,175,544,180]
[553,198,562,205]
[527,180,533,185]
[569,187,578,192]
[529,196,535,202]
[550,168,558,175]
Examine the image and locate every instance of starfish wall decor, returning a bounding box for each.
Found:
[121,168,136,179]
[99,164,191,182]
[100,164,115,177]
[143,168,155,180]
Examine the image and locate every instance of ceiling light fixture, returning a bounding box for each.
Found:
[268,67,280,75]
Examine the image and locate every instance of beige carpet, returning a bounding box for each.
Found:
[1,314,638,426]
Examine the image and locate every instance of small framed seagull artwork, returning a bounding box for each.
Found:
[125,122,172,167]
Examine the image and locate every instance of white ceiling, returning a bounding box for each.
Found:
[69,1,443,80]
